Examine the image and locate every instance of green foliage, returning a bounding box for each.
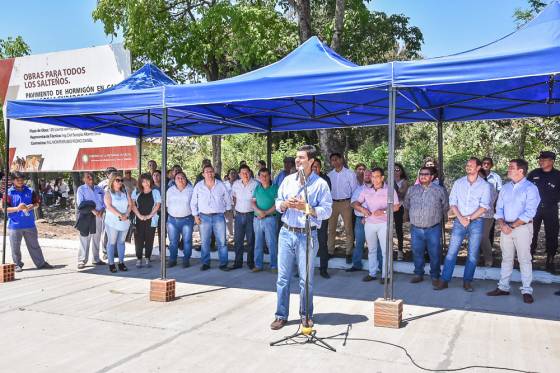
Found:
[0,36,31,59]
[1,36,31,162]
[93,0,298,82]
[140,134,304,180]
[311,0,423,64]
[514,0,546,26]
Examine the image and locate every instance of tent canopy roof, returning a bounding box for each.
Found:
[7,1,560,137]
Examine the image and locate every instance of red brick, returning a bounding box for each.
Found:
[373,298,403,329]
[149,279,175,302]
[0,263,16,283]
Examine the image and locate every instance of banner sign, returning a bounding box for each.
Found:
[1,44,137,172]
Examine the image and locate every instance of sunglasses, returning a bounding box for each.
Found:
[419,173,431,176]
[115,179,123,182]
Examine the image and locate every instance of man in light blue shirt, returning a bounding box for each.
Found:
[191,164,231,271]
[435,157,492,292]
[487,159,540,304]
[273,156,295,186]
[270,145,332,331]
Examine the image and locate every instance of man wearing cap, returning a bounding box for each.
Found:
[528,151,560,272]
[5,172,53,272]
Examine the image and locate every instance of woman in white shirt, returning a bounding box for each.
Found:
[166,172,194,268]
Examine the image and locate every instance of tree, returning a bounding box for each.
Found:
[514,0,546,26]
[0,36,31,60]
[286,0,423,166]
[1,36,31,163]
[93,0,298,174]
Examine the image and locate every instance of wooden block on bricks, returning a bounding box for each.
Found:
[373,298,403,328]
[150,279,176,302]
[0,263,16,283]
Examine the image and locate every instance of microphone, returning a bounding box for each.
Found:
[296,165,305,181]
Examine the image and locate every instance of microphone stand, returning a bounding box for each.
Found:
[270,168,336,352]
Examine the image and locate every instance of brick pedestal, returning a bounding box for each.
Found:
[150,279,176,302]
[0,263,16,283]
[373,298,403,328]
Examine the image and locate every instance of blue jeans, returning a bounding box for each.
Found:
[411,224,442,279]
[106,226,127,265]
[167,216,194,263]
[276,227,319,321]
[352,216,365,269]
[442,219,484,282]
[234,212,254,267]
[199,213,228,266]
[254,215,278,270]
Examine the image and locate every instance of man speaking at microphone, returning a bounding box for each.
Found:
[270,145,333,330]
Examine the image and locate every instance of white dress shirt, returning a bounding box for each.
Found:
[166,184,194,217]
[327,167,357,200]
[449,175,492,217]
[191,179,231,216]
[232,178,258,213]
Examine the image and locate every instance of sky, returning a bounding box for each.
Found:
[0,0,543,59]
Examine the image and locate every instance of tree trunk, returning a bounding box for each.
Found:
[318,129,346,171]
[331,0,345,52]
[295,0,312,43]
[314,0,348,169]
[212,135,222,176]
[518,121,528,158]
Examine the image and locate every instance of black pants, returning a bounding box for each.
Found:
[317,219,329,270]
[531,206,559,257]
[135,220,156,260]
[394,206,404,252]
[489,219,496,247]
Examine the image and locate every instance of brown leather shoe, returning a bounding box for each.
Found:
[463,282,473,292]
[432,279,439,287]
[433,280,448,290]
[523,294,534,304]
[487,288,510,296]
[301,316,314,328]
[410,276,423,284]
[270,318,287,330]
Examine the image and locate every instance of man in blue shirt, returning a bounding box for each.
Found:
[435,157,491,292]
[487,159,540,304]
[273,156,295,186]
[270,145,332,331]
[6,172,52,272]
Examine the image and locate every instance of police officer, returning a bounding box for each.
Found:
[528,151,560,272]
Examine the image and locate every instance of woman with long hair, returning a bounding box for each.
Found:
[394,163,409,260]
[104,173,132,273]
[131,173,161,268]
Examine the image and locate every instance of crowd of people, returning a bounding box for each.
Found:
[4,146,560,327]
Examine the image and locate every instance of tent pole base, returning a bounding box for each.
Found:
[373,298,403,329]
[0,263,16,283]
[149,278,176,302]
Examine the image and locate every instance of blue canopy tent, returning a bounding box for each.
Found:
[5,1,560,298]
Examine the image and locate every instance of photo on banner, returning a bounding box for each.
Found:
[0,44,137,172]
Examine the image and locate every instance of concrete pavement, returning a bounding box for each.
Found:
[0,244,559,373]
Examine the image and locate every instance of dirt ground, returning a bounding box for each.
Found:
[8,197,555,272]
